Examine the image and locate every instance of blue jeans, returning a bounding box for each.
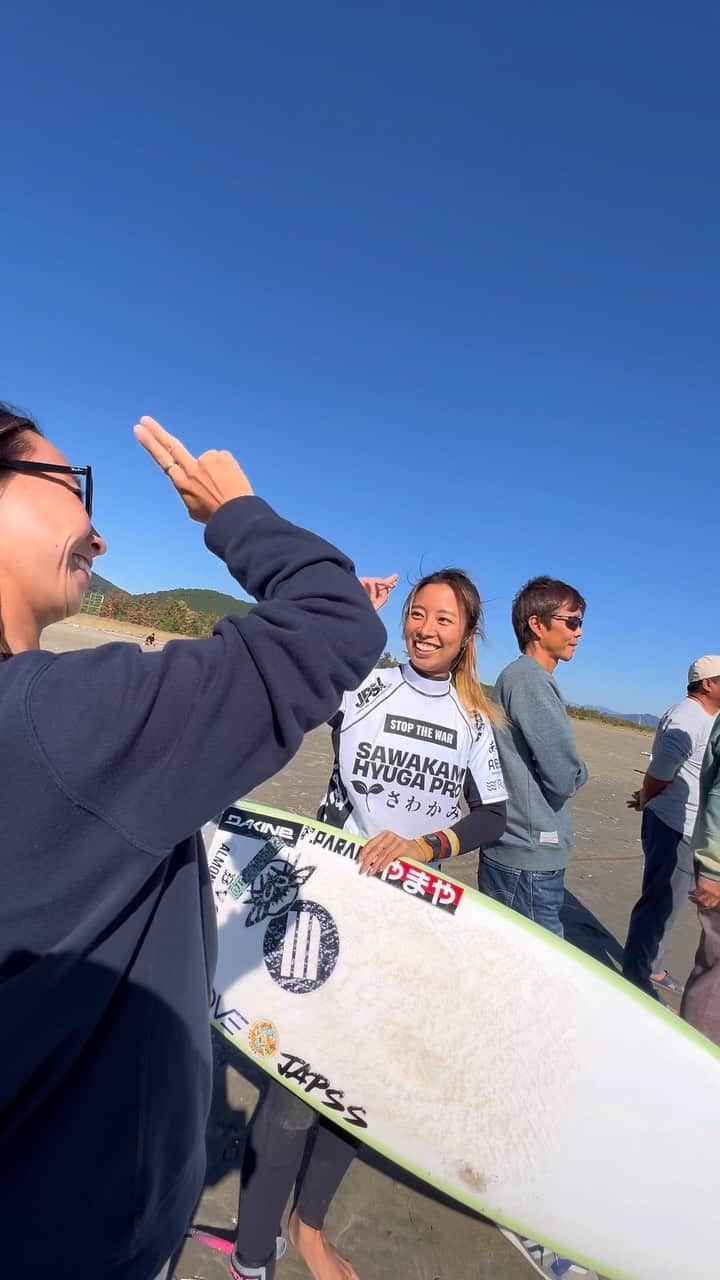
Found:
[623,807,693,997]
[479,855,565,938]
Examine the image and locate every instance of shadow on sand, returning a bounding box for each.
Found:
[562,888,625,971]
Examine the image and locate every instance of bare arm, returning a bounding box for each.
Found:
[627,772,670,811]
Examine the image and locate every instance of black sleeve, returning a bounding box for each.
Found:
[450,764,506,853]
[29,496,386,854]
[316,703,349,825]
[449,802,506,854]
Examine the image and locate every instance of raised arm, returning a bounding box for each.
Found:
[29,420,386,854]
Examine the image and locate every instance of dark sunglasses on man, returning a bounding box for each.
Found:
[552,614,584,632]
[0,460,93,520]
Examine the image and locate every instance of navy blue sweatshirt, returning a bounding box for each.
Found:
[0,496,385,1280]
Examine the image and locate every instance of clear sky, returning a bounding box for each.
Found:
[2,1,718,715]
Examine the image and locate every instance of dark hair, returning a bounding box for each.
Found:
[0,403,43,659]
[511,575,586,652]
[401,568,501,725]
[688,677,720,697]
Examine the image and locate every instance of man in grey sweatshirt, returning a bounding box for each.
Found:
[481,576,593,1280]
[480,575,588,939]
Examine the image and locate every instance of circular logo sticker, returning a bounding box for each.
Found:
[263,901,339,994]
[248,1019,279,1058]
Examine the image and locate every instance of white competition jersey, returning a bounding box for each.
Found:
[318,664,508,841]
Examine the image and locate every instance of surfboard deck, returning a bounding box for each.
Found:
[206,801,720,1280]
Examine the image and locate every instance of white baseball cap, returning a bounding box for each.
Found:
[688,655,720,684]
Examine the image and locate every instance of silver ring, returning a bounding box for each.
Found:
[164,460,177,474]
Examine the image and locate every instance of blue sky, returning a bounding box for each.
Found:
[2,1,718,714]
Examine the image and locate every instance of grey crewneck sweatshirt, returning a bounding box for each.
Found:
[482,655,588,871]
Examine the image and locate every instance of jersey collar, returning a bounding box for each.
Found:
[401,662,452,697]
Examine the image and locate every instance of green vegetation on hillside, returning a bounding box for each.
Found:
[89,571,121,596]
[142,587,252,617]
[98,585,252,638]
[567,704,653,732]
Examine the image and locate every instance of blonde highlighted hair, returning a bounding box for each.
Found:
[401,568,503,727]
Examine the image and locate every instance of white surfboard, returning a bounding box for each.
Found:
[207,800,720,1280]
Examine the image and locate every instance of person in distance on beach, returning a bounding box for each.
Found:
[623,657,720,1000]
[231,569,508,1280]
[681,712,720,1045]
[0,404,385,1280]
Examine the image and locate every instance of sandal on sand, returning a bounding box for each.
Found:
[650,971,684,996]
[230,1256,277,1280]
[499,1227,597,1278]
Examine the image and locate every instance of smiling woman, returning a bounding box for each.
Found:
[0,405,385,1280]
[0,404,104,658]
[230,566,509,1280]
[0,406,42,657]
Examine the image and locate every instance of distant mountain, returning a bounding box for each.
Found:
[88,576,251,620]
[139,587,252,618]
[586,706,660,729]
[89,571,123,596]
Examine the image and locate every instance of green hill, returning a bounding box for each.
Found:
[90,571,123,596]
[141,587,252,617]
[94,578,252,638]
[89,575,251,621]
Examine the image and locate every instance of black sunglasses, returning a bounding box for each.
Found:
[552,614,584,632]
[0,460,93,520]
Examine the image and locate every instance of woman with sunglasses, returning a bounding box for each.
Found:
[0,404,385,1280]
[230,569,508,1280]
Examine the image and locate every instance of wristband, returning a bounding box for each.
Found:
[416,828,460,861]
[414,836,435,863]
